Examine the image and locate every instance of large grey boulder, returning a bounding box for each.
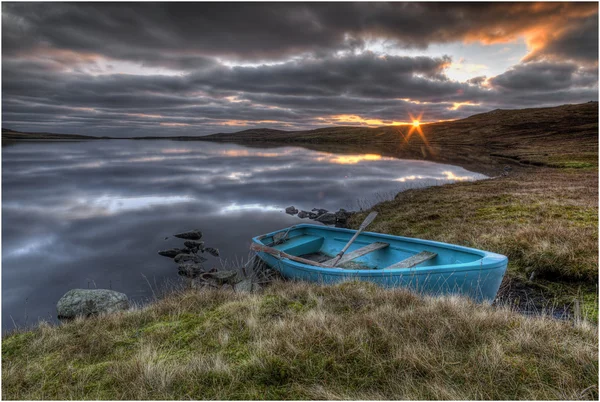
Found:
[57,289,129,319]
[234,278,253,292]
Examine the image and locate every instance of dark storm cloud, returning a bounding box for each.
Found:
[2,2,598,136]
[489,62,598,91]
[2,53,597,136]
[2,52,491,135]
[189,53,458,98]
[3,2,597,62]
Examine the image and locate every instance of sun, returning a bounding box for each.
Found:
[400,111,434,156]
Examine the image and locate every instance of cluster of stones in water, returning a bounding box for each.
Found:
[158,230,240,288]
[55,229,246,320]
[285,206,352,226]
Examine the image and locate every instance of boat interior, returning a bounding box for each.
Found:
[255,225,484,270]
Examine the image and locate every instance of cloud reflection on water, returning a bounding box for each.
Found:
[2,140,486,330]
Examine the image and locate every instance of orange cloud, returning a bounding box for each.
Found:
[458,3,598,63]
[318,115,407,127]
[159,122,190,127]
[448,102,480,111]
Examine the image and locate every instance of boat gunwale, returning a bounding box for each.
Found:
[252,223,508,275]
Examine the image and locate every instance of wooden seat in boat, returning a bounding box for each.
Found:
[384,251,437,269]
[323,242,389,267]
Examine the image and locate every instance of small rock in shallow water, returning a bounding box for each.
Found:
[183,240,204,250]
[315,212,337,224]
[308,212,319,219]
[178,262,204,278]
[158,248,190,258]
[174,253,206,264]
[204,247,220,257]
[57,289,129,320]
[285,206,299,215]
[312,208,328,216]
[297,210,309,219]
[173,229,203,240]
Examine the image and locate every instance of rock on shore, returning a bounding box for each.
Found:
[294,207,353,226]
[315,212,336,224]
[57,289,129,319]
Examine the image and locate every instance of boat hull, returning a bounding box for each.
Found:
[252,224,508,303]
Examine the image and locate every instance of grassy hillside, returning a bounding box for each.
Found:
[3,282,598,400]
[201,103,598,146]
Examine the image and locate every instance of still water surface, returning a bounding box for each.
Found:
[2,140,486,329]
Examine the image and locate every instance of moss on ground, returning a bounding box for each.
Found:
[3,282,598,400]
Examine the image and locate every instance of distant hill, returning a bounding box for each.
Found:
[199,102,598,149]
[2,128,104,141]
[196,101,598,175]
[4,102,597,157]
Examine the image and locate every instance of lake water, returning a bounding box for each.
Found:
[2,140,486,330]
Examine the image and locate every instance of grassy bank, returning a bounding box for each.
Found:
[3,281,598,400]
[349,167,598,320]
[344,104,599,321]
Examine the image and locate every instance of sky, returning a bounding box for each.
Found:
[2,2,598,137]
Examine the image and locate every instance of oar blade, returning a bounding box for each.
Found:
[359,211,378,230]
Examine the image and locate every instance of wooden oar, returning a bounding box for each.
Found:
[246,226,297,272]
[249,243,334,268]
[325,211,378,267]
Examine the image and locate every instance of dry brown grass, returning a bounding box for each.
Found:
[351,169,598,281]
[346,166,598,319]
[3,281,598,400]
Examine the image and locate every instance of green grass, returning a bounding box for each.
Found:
[3,282,598,400]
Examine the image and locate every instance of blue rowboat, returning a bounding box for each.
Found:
[250,224,508,302]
